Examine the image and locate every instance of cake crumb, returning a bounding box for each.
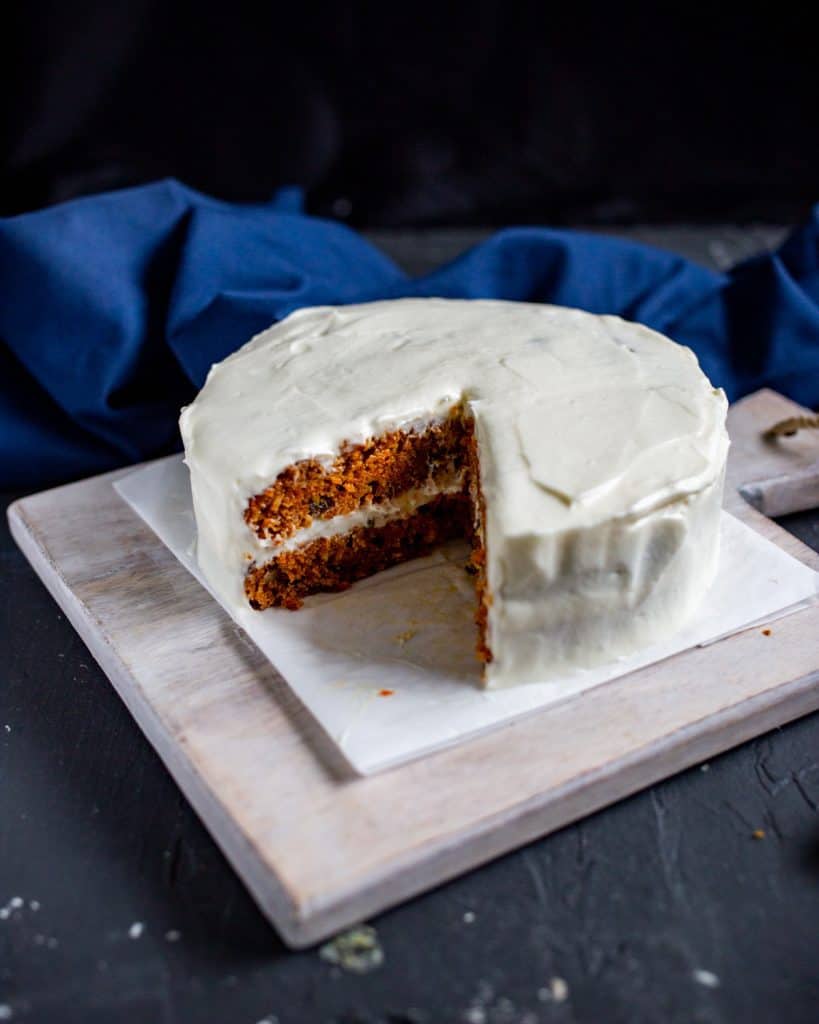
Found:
[395,629,416,646]
[762,628,772,636]
[9,898,22,910]
[693,968,720,988]
[319,925,384,974]
[700,763,710,772]
[752,828,766,840]
[128,921,144,939]
[29,900,40,911]
[550,977,569,1002]
[538,977,569,1002]
[0,1003,13,1020]
[463,910,476,924]
[378,688,395,697]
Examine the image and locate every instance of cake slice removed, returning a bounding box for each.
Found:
[239,405,495,665]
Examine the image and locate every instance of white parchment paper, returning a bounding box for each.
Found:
[115,457,818,774]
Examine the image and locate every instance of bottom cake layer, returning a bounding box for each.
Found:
[244,493,474,611]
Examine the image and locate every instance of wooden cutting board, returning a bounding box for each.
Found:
[7,388,819,948]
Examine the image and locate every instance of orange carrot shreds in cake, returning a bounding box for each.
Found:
[180,299,729,687]
[244,491,474,610]
[244,407,470,544]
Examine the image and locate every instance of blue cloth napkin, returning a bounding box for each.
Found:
[2,179,818,489]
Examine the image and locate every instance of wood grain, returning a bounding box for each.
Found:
[726,388,819,519]
[7,389,819,947]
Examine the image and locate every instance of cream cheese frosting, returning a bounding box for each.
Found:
[180,298,729,687]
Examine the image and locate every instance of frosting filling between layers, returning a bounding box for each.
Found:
[258,469,467,555]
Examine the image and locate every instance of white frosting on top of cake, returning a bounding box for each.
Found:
[180,298,729,686]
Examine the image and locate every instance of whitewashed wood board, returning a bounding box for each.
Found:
[113,459,819,776]
[8,388,819,947]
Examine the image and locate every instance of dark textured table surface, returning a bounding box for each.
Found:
[2,227,818,1024]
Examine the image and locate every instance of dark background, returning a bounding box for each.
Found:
[3,3,818,226]
[4,6,819,1023]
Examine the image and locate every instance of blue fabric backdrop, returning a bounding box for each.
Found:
[2,179,818,489]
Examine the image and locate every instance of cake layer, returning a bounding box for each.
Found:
[245,410,469,543]
[269,468,467,554]
[244,493,473,610]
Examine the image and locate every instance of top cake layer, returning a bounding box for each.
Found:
[180,299,729,665]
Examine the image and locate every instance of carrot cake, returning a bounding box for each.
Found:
[179,298,729,687]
